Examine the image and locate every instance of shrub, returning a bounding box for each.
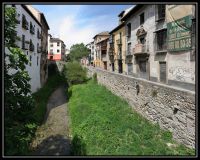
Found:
[93,72,97,83]
[62,61,87,86]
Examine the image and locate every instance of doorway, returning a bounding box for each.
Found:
[118,60,123,73]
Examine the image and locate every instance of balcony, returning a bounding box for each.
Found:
[22,15,29,30]
[37,46,42,53]
[29,42,34,52]
[116,54,122,60]
[101,45,107,51]
[116,39,122,45]
[37,31,42,39]
[30,25,35,34]
[133,44,149,55]
[16,14,20,24]
[22,40,29,50]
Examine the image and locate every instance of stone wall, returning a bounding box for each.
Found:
[87,66,195,148]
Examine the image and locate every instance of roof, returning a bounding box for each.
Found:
[21,5,41,27]
[118,6,134,18]
[109,22,125,34]
[121,5,144,21]
[93,31,110,39]
[50,38,64,43]
[25,5,50,30]
[96,37,109,44]
[40,13,50,30]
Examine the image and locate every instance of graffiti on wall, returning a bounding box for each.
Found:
[169,66,195,82]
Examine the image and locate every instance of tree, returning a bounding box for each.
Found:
[69,43,90,61]
[4,6,36,155]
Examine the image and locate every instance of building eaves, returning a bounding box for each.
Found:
[22,5,41,27]
[93,31,110,39]
[41,13,50,30]
[96,37,109,44]
[121,4,144,21]
[50,38,63,42]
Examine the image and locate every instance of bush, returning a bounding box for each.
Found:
[93,72,97,83]
[62,61,87,86]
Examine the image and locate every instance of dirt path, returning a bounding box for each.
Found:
[30,85,71,156]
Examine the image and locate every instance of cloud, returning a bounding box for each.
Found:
[34,5,129,49]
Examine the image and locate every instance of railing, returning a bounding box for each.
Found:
[30,25,35,34]
[22,15,29,30]
[22,40,29,50]
[116,39,122,45]
[117,54,122,60]
[101,45,107,51]
[29,42,34,52]
[108,47,114,55]
[133,44,149,54]
[16,13,20,24]
[37,31,41,39]
[37,46,41,53]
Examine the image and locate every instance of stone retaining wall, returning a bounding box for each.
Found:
[86,66,196,148]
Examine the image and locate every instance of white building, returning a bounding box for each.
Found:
[6,5,43,93]
[48,34,66,61]
[86,42,94,65]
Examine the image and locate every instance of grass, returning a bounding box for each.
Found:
[32,73,65,124]
[68,80,195,156]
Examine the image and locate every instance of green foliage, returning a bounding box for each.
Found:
[70,135,87,155]
[69,43,90,61]
[62,61,88,86]
[4,6,36,155]
[68,80,195,155]
[93,72,97,83]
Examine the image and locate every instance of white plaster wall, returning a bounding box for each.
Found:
[167,52,195,84]
[15,5,42,93]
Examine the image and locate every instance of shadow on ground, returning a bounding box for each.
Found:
[31,134,86,156]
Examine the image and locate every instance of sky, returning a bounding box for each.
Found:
[32,5,133,49]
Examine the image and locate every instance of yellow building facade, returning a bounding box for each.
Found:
[93,32,110,67]
[110,24,126,74]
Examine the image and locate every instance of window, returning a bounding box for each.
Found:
[29,55,32,66]
[57,49,60,53]
[50,49,53,54]
[57,42,60,46]
[156,29,167,51]
[139,60,146,73]
[140,13,144,25]
[191,18,196,61]
[22,35,25,49]
[128,43,131,55]
[127,63,133,75]
[157,5,166,20]
[37,56,39,66]
[159,62,166,83]
[50,43,53,47]
[127,23,131,37]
